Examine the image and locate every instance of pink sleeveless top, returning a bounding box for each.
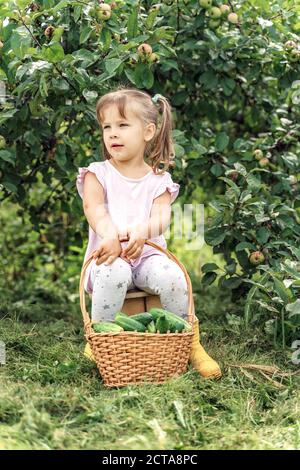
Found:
[76,160,180,293]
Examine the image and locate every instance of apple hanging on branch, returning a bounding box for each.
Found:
[91,3,112,21]
[137,43,153,61]
[227,12,239,24]
[249,251,265,266]
[199,0,213,9]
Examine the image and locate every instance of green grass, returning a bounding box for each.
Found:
[1,279,299,450]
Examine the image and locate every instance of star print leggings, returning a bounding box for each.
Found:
[86,254,189,323]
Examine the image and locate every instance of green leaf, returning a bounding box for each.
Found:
[225,260,237,275]
[233,162,247,177]
[221,77,236,96]
[134,63,154,88]
[52,0,70,13]
[256,227,271,244]
[74,5,83,23]
[39,74,48,98]
[2,181,18,193]
[101,28,112,50]
[199,70,218,89]
[272,277,292,305]
[286,299,300,317]
[82,89,98,102]
[222,277,243,289]
[201,263,219,273]
[80,25,93,44]
[205,227,226,246]
[55,143,67,171]
[124,67,137,85]
[0,150,16,165]
[0,108,18,124]
[210,163,224,177]
[145,8,159,30]
[218,177,240,197]
[141,67,154,89]
[236,242,257,252]
[42,43,65,63]
[52,78,69,92]
[215,132,229,152]
[105,58,122,75]
[10,26,32,58]
[201,272,217,286]
[247,173,261,191]
[236,250,251,270]
[127,7,138,39]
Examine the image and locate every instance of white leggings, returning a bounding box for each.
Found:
[87,254,189,322]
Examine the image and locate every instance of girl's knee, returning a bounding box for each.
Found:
[92,257,132,285]
[150,267,187,294]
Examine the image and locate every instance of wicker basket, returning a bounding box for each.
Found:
[79,240,195,387]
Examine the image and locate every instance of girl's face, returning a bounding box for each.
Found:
[101,104,155,163]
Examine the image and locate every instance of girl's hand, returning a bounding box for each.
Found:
[92,238,122,266]
[121,228,146,261]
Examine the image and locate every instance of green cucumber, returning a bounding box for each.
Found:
[155,314,169,334]
[114,313,146,332]
[92,322,124,333]
[146,320,156,333]
[130,312,153,326]
[149,308,192,333]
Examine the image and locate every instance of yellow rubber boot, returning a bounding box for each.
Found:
[189,318,222,379]
[84,342,95,362]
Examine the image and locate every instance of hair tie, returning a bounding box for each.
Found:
[152,93,163,104]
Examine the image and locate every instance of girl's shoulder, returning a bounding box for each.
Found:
[76,161,107,199]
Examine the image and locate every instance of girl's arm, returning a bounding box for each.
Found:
[122,191,172,259]
[83,171,118,240]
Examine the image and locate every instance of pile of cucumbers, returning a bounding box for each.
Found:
[92,308,192,334]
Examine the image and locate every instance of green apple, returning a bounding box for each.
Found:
[209,7,222,19]
[220,4,230,14]
[288,175,298,185]
[0,135,6,149]
[199,0,213,9]
[289,49,300,62]
[149,52,159,63]
[284,40,297,50]
[258,157,270,167]
[98,4,111,21]
[249,251,265,265]
[227,12,239,24]
[208,19,221,29]
[253,149,263,160]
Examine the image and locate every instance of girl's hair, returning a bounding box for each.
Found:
[95,85,175,174]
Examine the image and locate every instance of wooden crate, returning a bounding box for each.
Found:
[88,288,162,315]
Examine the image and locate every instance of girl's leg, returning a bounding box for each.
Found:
[132,254,189,319]
[89,257,134,322]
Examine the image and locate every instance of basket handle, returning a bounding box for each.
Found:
[79,240,195,334]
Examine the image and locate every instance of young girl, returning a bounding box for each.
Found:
[76,87,221,379]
